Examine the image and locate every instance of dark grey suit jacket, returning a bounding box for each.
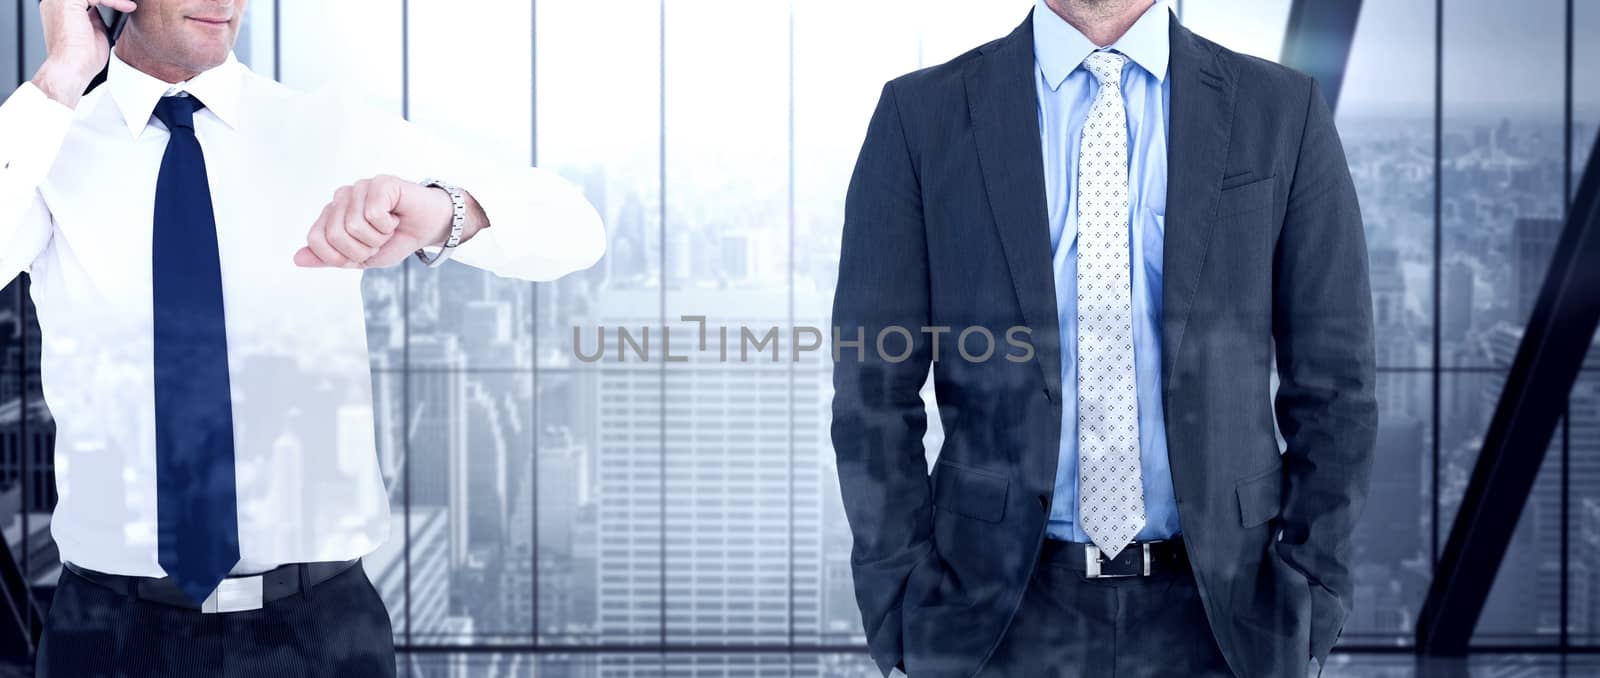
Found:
[830,10,1377,678]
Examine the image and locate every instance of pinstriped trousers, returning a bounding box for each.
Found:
[36,562,395,677]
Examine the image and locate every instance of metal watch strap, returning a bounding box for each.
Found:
[414,178,465,268]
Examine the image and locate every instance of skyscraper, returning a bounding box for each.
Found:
[1567,378,1600,635]
[589,287,826,677]
[409,336,468,506]
[1442,258,1474,345]
[1512,217,1562,324]
[592,289,664,649]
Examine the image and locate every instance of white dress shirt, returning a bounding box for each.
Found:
[0,52,605,577]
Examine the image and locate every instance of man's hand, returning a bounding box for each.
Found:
[294,175,487,269]
[31,0,137,109]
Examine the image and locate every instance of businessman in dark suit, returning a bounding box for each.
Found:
[829,1,1376,677]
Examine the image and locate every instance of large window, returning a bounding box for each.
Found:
[1574,0,1600,650]
[1441,0,1580,648]
[1323,0,1437,643]
[0,0,1595,666]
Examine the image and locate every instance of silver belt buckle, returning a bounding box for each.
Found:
[1083,543,1153,579]
[201,575,265,613]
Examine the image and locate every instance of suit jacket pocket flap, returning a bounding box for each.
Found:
[1235,458,1283,528]
[1217,174,1276,218]
[932,460,1009,524]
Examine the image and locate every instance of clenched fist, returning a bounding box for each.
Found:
[295,175,486,269]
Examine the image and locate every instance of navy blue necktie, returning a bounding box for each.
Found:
[151,94,241,605]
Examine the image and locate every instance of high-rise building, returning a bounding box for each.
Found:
[588,287,827,676]
[1512,217,1562,324]
[1472,323,1562,636]
[1364,418,1427,566]
[409,506,460,642]
[503,429,538,635]
[569,502,600,636]
[463,380,510,557]
[0,394,55,513]
[1567,379,1600,635]
[1370,248,1406,347]
[1442,258,1474,345]
[502,542,535,635]
[1349,416,1428,636]
[590,289,664,648]
[540,443,583,556]
[1369,247,1426,422]
[364,507,455,641]
[1574,497,1600,637]
[606,193,652,287]
[462,300,515,362]
[409,337,466,508]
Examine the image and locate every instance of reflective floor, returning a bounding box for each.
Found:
[2,652,1596,676]
[389,653,1600,678]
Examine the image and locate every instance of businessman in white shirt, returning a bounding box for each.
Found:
[2,1,605,675]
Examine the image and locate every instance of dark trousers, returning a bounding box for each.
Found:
[37,561,396,678]
[977,547,1234,678]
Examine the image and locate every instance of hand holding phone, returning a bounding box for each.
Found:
[30,0,137,107]
[96,4,131,48]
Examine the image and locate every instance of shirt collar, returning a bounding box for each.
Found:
[1032,0,1170,92]
[108,50,243,138]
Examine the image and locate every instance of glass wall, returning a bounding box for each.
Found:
[1441,0,1583,648]
[1328,0,1437,644]
[1574,0,1600,650]
[532,0,662,650]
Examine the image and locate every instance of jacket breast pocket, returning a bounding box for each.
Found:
[1235,456,1284,528]
[1216,174,1276,219]
[931,460,1009,524]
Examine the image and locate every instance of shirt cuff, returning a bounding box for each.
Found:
[446,168,605,282]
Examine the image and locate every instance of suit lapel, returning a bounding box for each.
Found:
[968,11,1236,454]
[1162,17,1234,393]
[967,15,1063,402]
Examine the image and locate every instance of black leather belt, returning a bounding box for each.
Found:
[63,559,360,613]
[1039,538,1189,578]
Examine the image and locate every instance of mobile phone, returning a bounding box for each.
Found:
[33,2,131,49]
[95,5,132,48]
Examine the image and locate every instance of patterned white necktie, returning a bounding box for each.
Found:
[1076,50,1144,560]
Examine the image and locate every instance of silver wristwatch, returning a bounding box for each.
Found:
[414,177,466,268]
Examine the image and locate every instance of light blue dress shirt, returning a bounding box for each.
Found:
[1034,0,1181,542]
